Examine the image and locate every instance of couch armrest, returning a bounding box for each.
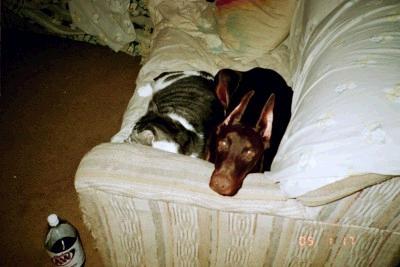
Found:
[75,143,313,217]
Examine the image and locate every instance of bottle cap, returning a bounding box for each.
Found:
[47,214,59,227]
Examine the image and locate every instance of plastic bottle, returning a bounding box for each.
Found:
[44,214,86,267]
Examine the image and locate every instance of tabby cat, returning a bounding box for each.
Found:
[130,71,224,159]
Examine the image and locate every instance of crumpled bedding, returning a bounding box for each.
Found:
[267,0,400,198]
[3,0,153,57]
[69,0,137,52]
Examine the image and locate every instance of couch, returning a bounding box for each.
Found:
[75,0,400,266]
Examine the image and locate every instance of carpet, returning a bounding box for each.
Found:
[1,29,141,266]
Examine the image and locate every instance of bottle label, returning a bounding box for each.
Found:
[47,238,85,267]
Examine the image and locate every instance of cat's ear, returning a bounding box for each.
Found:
[256,94,275,149]
[148,100,159,113]
[220,90,254,127]
[215,69,241,109]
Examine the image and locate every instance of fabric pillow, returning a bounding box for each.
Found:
[215,0,295,57]
[265,0,400,198]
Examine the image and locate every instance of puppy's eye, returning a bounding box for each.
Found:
[218,139,229,151]
[242,148,256,161]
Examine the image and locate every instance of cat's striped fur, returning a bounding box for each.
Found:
[130,71,224,158]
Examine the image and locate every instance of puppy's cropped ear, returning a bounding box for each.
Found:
[214,69,240,109]
[220,90,255,127]
[256,94,275,148]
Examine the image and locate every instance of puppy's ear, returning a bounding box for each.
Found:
[256,94,275,149]
[221,90,254,127]
[215,69,240,109]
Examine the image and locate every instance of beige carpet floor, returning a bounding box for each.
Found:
[1,29,141,266]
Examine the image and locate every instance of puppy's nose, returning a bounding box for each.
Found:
[209,175,237,196]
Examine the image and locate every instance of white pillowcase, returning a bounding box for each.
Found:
[265,0,400,197]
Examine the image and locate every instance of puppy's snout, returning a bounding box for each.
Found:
[209,173,238,196]
[210,176,230,191]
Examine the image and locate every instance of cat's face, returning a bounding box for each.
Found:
[130,127,180,154]
[130,129,154,145]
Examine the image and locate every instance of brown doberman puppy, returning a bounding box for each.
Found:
[209,67,293,196]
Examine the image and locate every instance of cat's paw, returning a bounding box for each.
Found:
[137,83,153,97]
